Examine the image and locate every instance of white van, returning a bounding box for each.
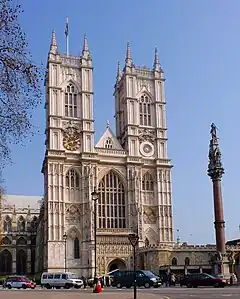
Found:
[41,272,83,289]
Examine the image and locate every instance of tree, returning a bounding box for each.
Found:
[0,0,42,168]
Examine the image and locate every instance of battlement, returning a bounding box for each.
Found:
[138,243,240,252]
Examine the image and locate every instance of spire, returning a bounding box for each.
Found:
[153,47,160,71]
[82,34,90,58]
[116,60,121,82]
[49,30,57,54]
[125,42,132,67]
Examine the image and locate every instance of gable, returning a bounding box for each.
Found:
[95,125,123,150]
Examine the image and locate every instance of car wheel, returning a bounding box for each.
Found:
[7,285,11,289]
[144,282,150,288]
[116,283,122,288]
[22,284,27,289]
[64,283,71,289]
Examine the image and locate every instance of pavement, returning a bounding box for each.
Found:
[1,286,240,299]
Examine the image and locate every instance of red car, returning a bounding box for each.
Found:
[180,273,227,288]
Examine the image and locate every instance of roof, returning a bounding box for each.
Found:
[1,194,42,210]
[95,121,123,150]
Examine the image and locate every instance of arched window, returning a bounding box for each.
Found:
[98,171,126,229]
[17,216,25,232]
[139,94,151,126]
[104,138,113,149]
[142,172,154,191]
[3,215,12,233]
[65,169,79,188]
[65,83,78,118]
[185,257,190,266]
[172,257,177,266]
[74,237,80,259]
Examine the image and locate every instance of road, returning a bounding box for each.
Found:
[0,286,240,299]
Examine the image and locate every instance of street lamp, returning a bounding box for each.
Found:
[128,233,139,299]
[63,232,67,272]
[91,187,99,280]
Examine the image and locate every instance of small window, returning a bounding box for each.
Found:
[104,138,113,149]
[54,274,61,279]
[48,275,53,279]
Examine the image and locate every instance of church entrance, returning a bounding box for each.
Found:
[0,250,12,274]
[16,250,27,275]
[108,259,127,273]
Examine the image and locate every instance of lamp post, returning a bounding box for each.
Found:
[63,232,67,272]
[128,233,139,299]
[91,187,99,280]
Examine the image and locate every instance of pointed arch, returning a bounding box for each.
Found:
[172,257,178,266]
[144,227,158,245]
[98,170,126,229]
[142,172,154,191]
[16,237,27,246]
[139,93,152,126]
[0,249,12,274]
[3,215,12,233]
[185,257,190,266]
[16,249,27,274]
[17,215,25,232]
[65,168,80,189]
[64,82,79,118]
[74,237,80,259]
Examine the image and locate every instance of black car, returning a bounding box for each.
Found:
[111,270,161,288]
[180,273,227,288]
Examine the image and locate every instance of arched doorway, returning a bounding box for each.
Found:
[108,259,127,273]
[16,250,27,275]
[0,250,12,274]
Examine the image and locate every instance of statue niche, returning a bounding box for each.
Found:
[66,205,81,224]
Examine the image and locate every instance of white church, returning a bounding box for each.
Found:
[35,28,174,277]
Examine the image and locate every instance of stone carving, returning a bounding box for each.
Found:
[66,205,80,223]
[139,129,155,144]
[143,206,157,224]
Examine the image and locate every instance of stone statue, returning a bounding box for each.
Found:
[210,123,217,140]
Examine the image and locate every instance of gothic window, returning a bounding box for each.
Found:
[0,250,12,274]
[64,83,78,118]
[17,216,25,232]
[65,169,80,188]
[3,215,12,233]
[139,94,152,126]
[74,237,80,259]
[171,257,177,266]
[104,138,113,149]
[98,171,126,229]
[185,257,190,266]
[142,172,154,191]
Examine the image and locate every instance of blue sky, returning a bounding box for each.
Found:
[3,0,240,244]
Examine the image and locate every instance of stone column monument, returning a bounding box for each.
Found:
[207,123,230,278]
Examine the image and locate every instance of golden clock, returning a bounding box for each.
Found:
[63,128,80,151]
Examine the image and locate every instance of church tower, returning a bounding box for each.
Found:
[114,44,174,245]
[41,27,95,275]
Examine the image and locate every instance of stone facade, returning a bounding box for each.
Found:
[38,32,173,277]
[0,195,41,275]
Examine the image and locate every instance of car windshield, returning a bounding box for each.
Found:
[142,271,158,278]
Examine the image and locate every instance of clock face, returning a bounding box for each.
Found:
[63,128,80,151]
[140,141,154,157]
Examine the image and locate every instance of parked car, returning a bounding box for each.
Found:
[180,273,227,288]
[41,272,83,289]
[5,276,36,289]
[111,270,161,288]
